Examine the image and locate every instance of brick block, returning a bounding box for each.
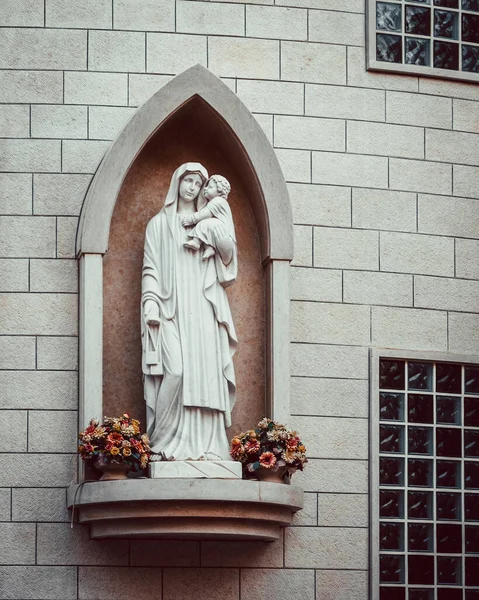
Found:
[309,9,363,45]
[454,164,479,199]
[0,29,86,70]
[114,0,174,31]
[415,276,479,313]
[318,493,368,527]
[0,294,77,336]
[277,0,363,9]
[316,570,368,600]
[253,113,273,143]
[79,567,162,600]
[276,149,311,183]
[128,74,171,107]
[0,139,61,173]
[449,312,479,354]
[389,158,452,195]
[209,36,279,79]
[285,527,367,569]
[290,267,342,302]
[29,410,77,453]
[0,490,11,521]
[89,30,145,72]
[0,524,35,565]
[0,411,27,453]
[372,306,448,351]
[0,71,63,104]
[387,91,452,129]
[177,1,244,35]
[241,569,314,600]
[147,33,207,73]
[246,5,307,40]
[275,115,345,152]
[291,343,368,379]
[0,259,29,292]
[129,540,200,567]
[291,301,370,345]
[37,336,78,371]
[427,129,479,166]
[347,46,418,92]
[352,188,416,233]
[292,225,312,266]
[46,0,112,28]
[64,71,128,106]
[236,79,304,115]
[314,227,379,270]
[0,105,30,138]
[56,216,78,258]
[62,140,109,174]
[348,120,424,159]
[201,534,283,568]
[0,216,55,258]
[0,566,77,599]
[31,105,87,139]
[281,41,346,84]
[12,488,69,522]
[419,77,479,101]
[418,194,479,238]
[0,336,35,369]
[0,454,76,487]
[0,0,43,26]
[0,174,32,215]
[312,152,388,188]
[291,377,368,418]
[34,174,91,216]
[344,270,413,307]
[0,371,77,409]
[88,106,136,140]
[292,492,317,526]
[289,183,351,227]
[163,568,239,600]
[380,231,454,276]
[306,83,385,121]
[293,458,368,493]
[291,415,368,459]
[453,98,479,134]
[456,238,479,279]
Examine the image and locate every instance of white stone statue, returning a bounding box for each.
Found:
[141,163,238,463]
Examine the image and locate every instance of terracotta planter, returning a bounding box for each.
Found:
[255,466,288,483]
[95,459,131,481]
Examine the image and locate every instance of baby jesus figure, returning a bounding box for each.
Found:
[181,174,235,265]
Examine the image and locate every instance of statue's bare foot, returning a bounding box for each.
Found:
[184,239,200,251]
[202,246,215,260]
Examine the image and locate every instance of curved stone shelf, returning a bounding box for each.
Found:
[67,478,303,541]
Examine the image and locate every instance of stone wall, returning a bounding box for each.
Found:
[0,1,478,599]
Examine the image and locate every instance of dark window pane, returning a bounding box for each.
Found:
[466,557,479,585]
[406,5,431,35]
[381,424,404,453]
[437,427,462,457]
[437,363,462,393]
[465,462,479,489]
[405,37,430,65]
[408,555,434,584]
[380,554,404,583]
[463,12,479,43]
[409,458,433,487]
[466,525,479,554]
[409,362,433,390]
[466,590,479,600]
[463,0,479,9]
[434,40,460,69]
[381,522,404,550]
[465,429,479,458]
[377,2,402,31]
[435,9,459,38]
[437,396,461,424]
[409,491,432,519]
[410,590,433,600]
[465,493,479,520]
[438,590,462,600]
[380,457,405,485]
[381,489,404,517]
[381,359,406,389]
[434,0,458,5]
[466,366,479,394]
[381,392,405,421]
[380,588,405,600]
[409,426,432,455]
[437,523,462,553]
[408,523,433,551]
[377,33,403,62]
[437,492,461,520]
[465,397,479,426]
[437,556,462,584]
[437,460,461,488]
[463,44,479,73]
[408,394,433,423]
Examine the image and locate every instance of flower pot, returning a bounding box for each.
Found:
[95,459,131,481]
[255,466,288,483]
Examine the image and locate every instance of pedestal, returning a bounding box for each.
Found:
[149,460,242,479]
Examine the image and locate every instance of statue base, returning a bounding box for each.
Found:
[149,460,242,479]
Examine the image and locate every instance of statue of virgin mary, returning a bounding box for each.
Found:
[141,163,238,462]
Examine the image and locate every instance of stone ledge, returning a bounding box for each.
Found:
[67,478,303,541]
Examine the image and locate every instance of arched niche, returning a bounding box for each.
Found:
[77,65,293,470]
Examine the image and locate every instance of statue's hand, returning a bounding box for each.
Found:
[181,215,194,227]
[144,300,160,325]
[146,315,161,326]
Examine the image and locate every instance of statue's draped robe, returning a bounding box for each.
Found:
[141,164,237,460]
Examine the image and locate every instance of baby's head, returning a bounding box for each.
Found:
[204,174,231,201]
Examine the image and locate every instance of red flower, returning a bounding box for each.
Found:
[245,439,260,454]
[259,452,276,469]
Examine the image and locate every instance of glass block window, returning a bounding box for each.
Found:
[375,356,479,599]
[368,0,479,82]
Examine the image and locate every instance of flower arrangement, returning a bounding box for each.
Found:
[78,413,151,471]
[230,418,307,479]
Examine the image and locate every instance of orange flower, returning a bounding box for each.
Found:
[259,452,276,469]
[110,446,120,455]
[107,432,123,444]
[122,447,132,457]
